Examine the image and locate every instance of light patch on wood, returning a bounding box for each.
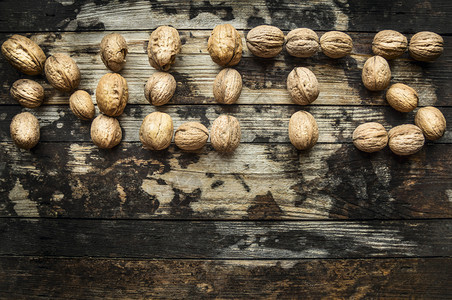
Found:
[116,184,127,203]
[446,189,452,202]
[68,144,95,174]
[332,0,350,30]
[141,179,175,209]
[51,191,64,202]
[8,179,39,217]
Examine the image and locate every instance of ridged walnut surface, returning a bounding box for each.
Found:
[246,25,284,58]
[96,73,129,117]
[386,83,418,113]
[288,111,319,150]
[415,106,447,141]
[69,90,95,121]
[361,55,391,91]
[100,33,128,72]
[388,124,425,156]
[10,79,44,108]
[285,28,320,58]
[287,67,319,105]
[139,112,174,151]
[174,122,209,151]
[90,114,122,149]
[213,68,242,104]
[1,34,46,75]
[147,26,181,71]
[372,30,407,60]
[320,31,353,59]
[144,72,176,106]
[45,53,81,92]
[207,24,242,67]
[210,115,241,153]
[352,122,388,153]
[409,31,444,62]
[10,112,40,150]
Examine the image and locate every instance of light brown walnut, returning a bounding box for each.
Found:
[144,72,176,106]
[409,31,443,62]
[10,79,44,108]
[45,53,80,92]
[320,31,353,59]
[415,106,446,140]
[386,83,418,112]
[210,115,241,153]
[147,26,181,71]
[140,112,174,150]
[361,55,391,91]
[1,34,46,75]
[352,122,388,153]
[285,28,319,58]
[372,30,407,60]
[69,90,95,121]
[288,111,318,150]
[175,122,209,151]
[90,114,122,149]
[388,124,424,156]
[287,67,319,105]
[246,25,284,58]
[207,24,242,67]
[10,112,40,149]
[100,33,128,72]
[213,68,242,104]
[96,73,128,117]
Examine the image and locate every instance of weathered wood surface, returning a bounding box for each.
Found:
[1,257,450,299]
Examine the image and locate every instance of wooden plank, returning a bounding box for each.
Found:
[0,257,450,299]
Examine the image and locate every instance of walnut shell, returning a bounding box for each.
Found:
[415,106,446,140]
[144,72,176,106]
[372,30,407,60]
[386,83,418,112]
[213,68,242,104]
[352,122,388,153]
[10,79,44,108]
[246,25,284,58]
[69,90,95,121]
[207,24,242,67]
[100,33,128,72]
[388,124,424,156]
[175,122,209,151]
[409,31,443,62]
[362,55,391,91]
[140,112,174,150]
[285,28,319,58]
[1,34,46,75]
[287,67,319,105]
[147,26,181,71]
[320,31,353,59]
[10,112,40,149]
[288,111,318,150]
[96,73,128,117]
[45,53,81,92]
[211,115,241,153]
[91,114,122,149]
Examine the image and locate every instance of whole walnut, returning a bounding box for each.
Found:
[69,90,95,120]
[388,124,424,156]
[386,83,418,112]
[362,55,391,91]
[409,31,443,62]
[352,122,388,153]
[287,67,319,105]
[213,68,242,104]
[246,25,284,58]
[285,28,319,58]
[320,31,353,59]
[96,73,128,117]
[91,114,122,149]
[175,122,209,151]
[415,106,446,140]
[372,30,407,60]
[1,34,46,75]
[147,26,181,71]
[10,79,44,108]
[100,33,128,72]
[140,112,174,150]
[10,112,40,149]
[211,115,241,153]
[45,53,81,92]
[288,111,318,150]
[207,24,242,67]
[144,72,176,106]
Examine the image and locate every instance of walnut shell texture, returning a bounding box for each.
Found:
[285,28,319,58]
[415,106,446,140]
[10,112,40,149]
[213,68,242,104]
[1,34,46,75]
[140,112,174,150]
[320,31,353,59]
[144,72,176,106]
[10,79,44,108]
[147,26,181,71]
[409,31,443,62]
[287,67,319,105]
[288,111,318,150]
[386,83,418,112]
[91,114,122,149]
[388,124,424,156]
[96,73,129,117]
[207,24,242,67]
[362,55,391,91]
[69,90,95,121]
[211,115,241,153]
[352,122,388,153]
[175,122,209,151]
[372,30,407,60]
[45,53,81,92]
[100,33,128,72]
[246,25,284,58]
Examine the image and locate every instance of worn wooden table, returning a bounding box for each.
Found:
[1,0,451,298]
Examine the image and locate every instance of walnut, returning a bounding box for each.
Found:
[320,31,353,59]
[175,122,209,151]
[388,124,424,156]
[69,90,95,121]
[372,30,407,60]
[352,122,388,153]
[288,111,318,150]
[287,67,319,105]
[207,24,242,67]
[140,112,174,150]
[386,83,418,112]
[246,25,284,58]
[91,114,122,149]
[213,68,242,104]
[285,28,319,58]
[362,55,391,91]
[211,115,241,153]
[44,53,81,92]
[1,34,46,75]
[147,26,181,71]
[415,106,446,140]
[409,31,443,62]
[10,112,40,149]
[96,73,128,117]
[100,33,128,72]
[144,72,176,106]
[10,79,44,108]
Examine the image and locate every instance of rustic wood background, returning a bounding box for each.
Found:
[0,0,451,298]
